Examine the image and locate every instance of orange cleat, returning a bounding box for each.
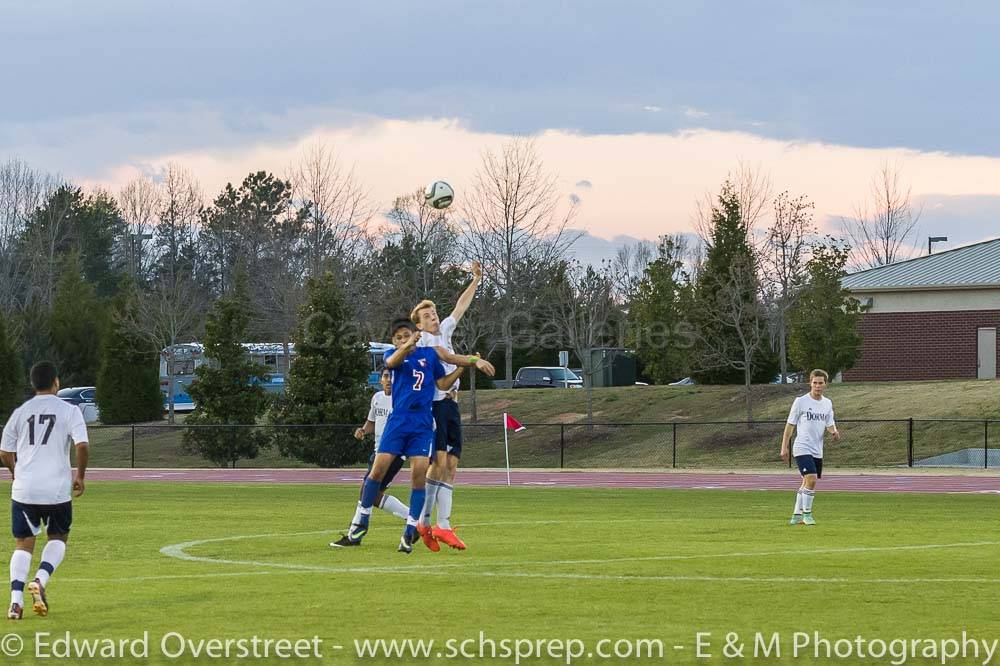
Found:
[431,526,466,550]
[417,523,440,552]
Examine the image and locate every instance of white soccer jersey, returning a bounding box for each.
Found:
[367,390,393,450]
[1,395,89,504]
[416,314,458,400]
[787,393,835,458]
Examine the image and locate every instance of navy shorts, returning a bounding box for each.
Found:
[11,500,72,539]
[795,455,823,478]
[432,399,463,458]
[367,450,406,490]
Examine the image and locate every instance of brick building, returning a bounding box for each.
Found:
[841,238,1000,381]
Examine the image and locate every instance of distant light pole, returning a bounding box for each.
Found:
[928,236,948,255]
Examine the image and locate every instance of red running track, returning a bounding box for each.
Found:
[87,468,1000,494]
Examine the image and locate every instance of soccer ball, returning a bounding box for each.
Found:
[424,180,454,209]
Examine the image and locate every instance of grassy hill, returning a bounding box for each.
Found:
[85,380,1000,470]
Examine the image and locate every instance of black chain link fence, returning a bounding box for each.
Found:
[81,419,1000,470]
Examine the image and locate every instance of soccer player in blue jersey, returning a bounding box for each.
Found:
[342,319,466,553]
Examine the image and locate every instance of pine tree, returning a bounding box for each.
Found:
[50,252,106,387]
[788,239,865,378]
[690,181,776,384]
[184,271,269,467]
[95,281,165,424]
[0,314,23,422]
[270,271,369,467]
[628,237,691,384]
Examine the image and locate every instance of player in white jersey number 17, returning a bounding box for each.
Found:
[1,362,90,620]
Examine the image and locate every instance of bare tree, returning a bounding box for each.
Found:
[20,184,75,311]
[694,161,772,252]
[763,191,815,383]
[460,138,580,383]
[545,263,617,424]
[453,282,501,422]
[155,164,203,286]
[692,255,768,423]
[385,189,459,296]
[841,162,922,269]
[609,240,655,305]
[119,175,162,279]
[0,159,59,325]
[288,142,372,278]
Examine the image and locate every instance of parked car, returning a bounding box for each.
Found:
[57,386,100,423]
[513,367,583,389]
[668,376,696,386]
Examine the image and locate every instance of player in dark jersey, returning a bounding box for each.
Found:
[342,319,466,553]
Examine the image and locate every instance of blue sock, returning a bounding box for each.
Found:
[409,488,427,523]
[359,478,381,525]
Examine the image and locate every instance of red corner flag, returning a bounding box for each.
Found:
[504,413,526,432]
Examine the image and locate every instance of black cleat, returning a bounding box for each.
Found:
[330,533,362,548]
[398,530,416,554]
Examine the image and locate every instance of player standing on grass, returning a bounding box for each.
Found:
[341,319,466,553]
[412,261,495,551]
[1,362,89,619]
[330,369,409,547]
[780,369,839,526]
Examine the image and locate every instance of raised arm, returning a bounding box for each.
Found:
[434,345,496,377]
[385,332,421,369]
[449,261,482,323]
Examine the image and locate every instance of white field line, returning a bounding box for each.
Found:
[59,525,997,586]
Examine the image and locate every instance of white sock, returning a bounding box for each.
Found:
[802,489,815,513]
[437,483,454,529]
[350,502,364,527]
[9,549,31,606]
[421,481,441,526]
[35,540,66,587]
[379,495,410,521]
[793,489,804,514]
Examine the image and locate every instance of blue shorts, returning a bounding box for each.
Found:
[795,455,823,478]
[11,500,73,539]
[378,416,434,458]
[367,450,406,490]
[432,399,463,459]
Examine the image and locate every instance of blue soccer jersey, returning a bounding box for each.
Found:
[378,347,446,457]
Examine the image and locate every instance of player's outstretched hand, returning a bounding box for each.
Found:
[354,427,366,441]
[471,260,482,278]
[408,331,422,348]
[73,475,85,497]
[475,358,496,377]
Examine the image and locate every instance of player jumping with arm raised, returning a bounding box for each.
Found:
[780,369,840,526]
[341,319,466,553]
[412,261,495,551]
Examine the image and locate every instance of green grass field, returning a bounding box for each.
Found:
[1,481,999,664]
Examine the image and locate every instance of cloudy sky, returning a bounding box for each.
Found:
[3,1,999,260]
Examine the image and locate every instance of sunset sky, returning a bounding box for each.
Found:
[3,1,999,260]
